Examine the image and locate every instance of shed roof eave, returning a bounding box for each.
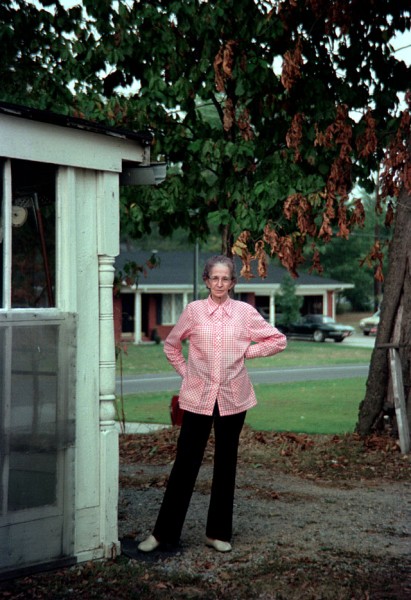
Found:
[126,285,196,294]
[0,101,152,145]
[123,282,354,294]
[0,113,149,172]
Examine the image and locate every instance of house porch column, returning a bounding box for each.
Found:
[134,290,142,343]
[270,293,276,326]
[326,291,334,318]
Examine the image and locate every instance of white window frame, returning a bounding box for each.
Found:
[161,293,192,325]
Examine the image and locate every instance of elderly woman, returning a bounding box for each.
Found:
[138,255,287,553]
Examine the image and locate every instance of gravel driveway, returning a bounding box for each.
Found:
[118,430,411,599]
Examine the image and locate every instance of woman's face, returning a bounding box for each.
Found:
[207,264,234,304]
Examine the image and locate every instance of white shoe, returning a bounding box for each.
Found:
[205,536,232,552]
[138,534,160,552]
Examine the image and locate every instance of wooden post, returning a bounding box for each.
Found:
[388,348,410,454]
[378,343,410,454]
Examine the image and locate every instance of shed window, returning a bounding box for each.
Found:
[1,157,74,574]
[1,160,56,308]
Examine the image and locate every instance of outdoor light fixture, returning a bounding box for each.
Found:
[120,162,167,186]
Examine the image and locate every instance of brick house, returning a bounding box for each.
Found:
[115,250,354,343]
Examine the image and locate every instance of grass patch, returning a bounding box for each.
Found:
[248,378,365,434]
[116,377,366,434]
[116,340,372,375]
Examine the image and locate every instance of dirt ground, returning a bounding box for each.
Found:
[117,427,411,599]
[1,426,410,599]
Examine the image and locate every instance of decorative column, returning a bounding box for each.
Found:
[98,254,120,558]
[99,255,117,426]
[327,290,334,318]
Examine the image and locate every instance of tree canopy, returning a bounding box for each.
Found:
[1,0,411,435]
[2,1,410,270]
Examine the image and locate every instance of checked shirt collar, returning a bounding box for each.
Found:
[207,295,233,317]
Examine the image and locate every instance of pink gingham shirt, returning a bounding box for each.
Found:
[164,296,287,416]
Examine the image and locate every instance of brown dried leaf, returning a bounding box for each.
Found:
[223,97,235,131]
[232,231,254,280]
[276,235,304,277]
[359,240,386,282]
[337,201,350,239]
[232,230,250,258]
[253,240,268,278]
[284,193,317,236]
[213,47,225,93]
[356,109,377,158]
[213,39,237,93]
[318,213,333,241]
[349,198,365,227]
[237,107,254,141]
[308,245,324,275]
[263,222,280,254]
[286,113,304,161]
[281,37,303,91]
[223,40,237,77]
[380,110,411,197]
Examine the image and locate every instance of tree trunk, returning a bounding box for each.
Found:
[356,177,411,435]
[221,224,234,258]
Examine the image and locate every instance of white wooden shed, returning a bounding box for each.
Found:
[0,102,153,577]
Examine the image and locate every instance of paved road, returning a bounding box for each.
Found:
[115,359,372,431]
[116,363,370,394]
[116,334,374,394]
[115,335,375,434]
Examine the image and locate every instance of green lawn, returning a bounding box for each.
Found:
[116,339,372,375]
[115,377,367,435]
[115,338,372,434]
[248,379,365,433]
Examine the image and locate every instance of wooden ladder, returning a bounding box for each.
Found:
[379,343,410,454]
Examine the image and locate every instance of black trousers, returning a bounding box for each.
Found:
[153,403,246,545]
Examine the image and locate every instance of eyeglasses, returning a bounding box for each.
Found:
[208,276,232,285]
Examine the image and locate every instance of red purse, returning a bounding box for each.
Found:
[170,395,184,426]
